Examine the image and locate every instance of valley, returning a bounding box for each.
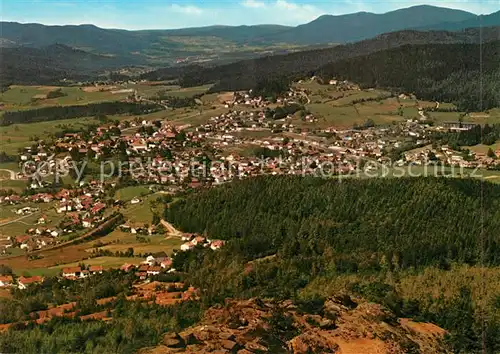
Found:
[0,4,500,353]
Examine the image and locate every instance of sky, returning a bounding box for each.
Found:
[1,0,498,30]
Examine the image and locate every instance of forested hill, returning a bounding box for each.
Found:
[317,41,500,111]
[143,27,499,104]
[0,44,140,86]
[166,176,500,270]
[165,176,500,351]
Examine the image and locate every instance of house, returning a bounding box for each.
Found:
[181,242,195,251]
[91,202,106,214]
[147,266,161,276]
[159,257,173,269]
[130,197,141,205]
[120,263,135,272]
[62,266,82,278]
[82,218,93,228]
[143,255,156,266]
[0,275,13,287]
[89,266,103,275]
[191,236,206,246]
[210,240,225,250]
[18,276,43,290]
[181,233,194,241]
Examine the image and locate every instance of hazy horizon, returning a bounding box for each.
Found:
[2,0,498,30]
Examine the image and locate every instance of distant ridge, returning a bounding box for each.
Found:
[1,5,498,56]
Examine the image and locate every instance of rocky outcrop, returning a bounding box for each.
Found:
[140,295,450,354]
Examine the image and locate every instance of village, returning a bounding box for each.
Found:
[1,80,499,269]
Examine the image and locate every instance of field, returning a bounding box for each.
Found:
[0,116,100,155]
[88,229,182,256]
[0,85,130,111]
[50,256,143,270]
[0,201,64,238]
[114,185,151,201]
[13,256,143,277]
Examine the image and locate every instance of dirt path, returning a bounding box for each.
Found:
[160,219,183,238]
[0,212,39,227]
[0,169,17,180]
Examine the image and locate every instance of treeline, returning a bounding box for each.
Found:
[141,29,500,111]
[166,177,500,270]
[317,41,500,111]
[432,123,500,148]
[265,102,305,119]
[0,102,162,126]
[164,176,500,352]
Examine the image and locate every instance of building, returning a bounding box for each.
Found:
[147,266,161,276]
[89,266,104,275]
[0,275,13,287]
[210,240,225,250]
[181,242,195,251]
[62,266,83,278]
[18,276,43,290]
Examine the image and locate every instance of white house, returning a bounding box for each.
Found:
[130,197,141,205]
[0,275,13,287]
[181,242,194,251]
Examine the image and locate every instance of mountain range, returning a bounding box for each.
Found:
[1,5,499,66]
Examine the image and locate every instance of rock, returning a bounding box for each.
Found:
[332,294,357,309]
[245,341,268,352]
[237,350,253,354]
[195,329,211,341]
[319,318,336,330]
[163,333,185,348]
[218,332,236,341]
[221,339,238,351]
[182,333,201,345]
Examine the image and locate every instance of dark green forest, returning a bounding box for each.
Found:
[143,31,499,111]
[165,176,500,352]
[2,177,500,352]
[166,176,500,269]
[0,102,162,126]
[317,41,500,111]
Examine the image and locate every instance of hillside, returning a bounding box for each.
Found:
[317,40,500,111]
[142,297,449,354]
[419,10,500,31]
[165,177,500,352]
[144,27,500,111]
[1,5,498,64]
[263,5,477,44]
[0,44,131,85]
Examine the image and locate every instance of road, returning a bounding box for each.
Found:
[0,212,39,227]
[161,219,183,238]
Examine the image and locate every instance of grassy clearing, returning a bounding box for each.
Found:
[0,85,129,110]
[48,256,142,271]
[0,117,99,155]
[465,142,500,154]
[114,186,151,201]
[86,229,182,256]
[98,236,182,256]
[166,84,213,98]
[0,180,27,193]
[0,201,65,237]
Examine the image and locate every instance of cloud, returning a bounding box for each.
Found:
[273,0,324,24]
[238,0,325,25]
[3,0,498,30]
[242,0,266,8]
[170,4,203,15]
